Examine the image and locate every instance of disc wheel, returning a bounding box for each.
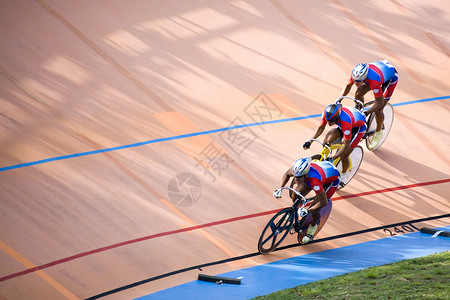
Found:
[366,103,394,151]
[297,199,333,244]
[335,145,364,190]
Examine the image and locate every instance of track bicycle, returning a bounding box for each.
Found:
[306,138,363,190]
[257,187,332,254]
[304,95,393,188]
[335,96,394,151]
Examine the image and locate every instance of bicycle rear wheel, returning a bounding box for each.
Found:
[365,103,394,151]
[335,145,364,190]
[257,207,294,254]
[297,199,333,244]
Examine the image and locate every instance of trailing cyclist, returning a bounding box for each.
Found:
[273,157,340,244]
[340,59,399,149]
[303,103,366,184]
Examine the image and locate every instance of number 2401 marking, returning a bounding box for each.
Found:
[383,223,419,236]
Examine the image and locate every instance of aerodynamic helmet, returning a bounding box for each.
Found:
[351,63,369,82]
[292,157,311,177]
[324,103,342,124]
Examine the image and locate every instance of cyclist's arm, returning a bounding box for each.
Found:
[311,123,326,140]
[298,184,312,198]
[279,169,292,188]
[354,84,371,101]
[365,95,384,115]
[340,82,353,97]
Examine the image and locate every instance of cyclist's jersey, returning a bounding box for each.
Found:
[306,161,340,195]
[321,106,366,141]
[348,60,397,98]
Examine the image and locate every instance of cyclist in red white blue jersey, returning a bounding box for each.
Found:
[273,157,340,244]
[340,59,398,149]
[303,103,366,184]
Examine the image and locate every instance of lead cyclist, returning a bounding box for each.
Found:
[340,59,399,149]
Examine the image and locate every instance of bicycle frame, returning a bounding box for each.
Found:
[305,138,342,167]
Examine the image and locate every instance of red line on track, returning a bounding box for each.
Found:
[1,178,448,282]
[333,178,450,200]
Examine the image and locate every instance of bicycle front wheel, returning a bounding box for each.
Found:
[336,145,364,190]
[366,103,394,151]
[257,207,294,254]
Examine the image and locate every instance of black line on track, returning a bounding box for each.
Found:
[85,213,449,299]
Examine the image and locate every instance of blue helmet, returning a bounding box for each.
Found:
[324,103,341,123]
[292,157,311,177]
[351,63,368,82]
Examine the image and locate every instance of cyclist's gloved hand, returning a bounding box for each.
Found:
[303,141,311,149]
[325,156,334,163]
[273,189,283,199]
[298,208,308,218]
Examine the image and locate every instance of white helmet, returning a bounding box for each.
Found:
[292,157,311,177]
[351,63,368,82]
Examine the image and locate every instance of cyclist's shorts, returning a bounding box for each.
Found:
[337,125,367,148]
[324,179,339,199]
[382,71,398,101]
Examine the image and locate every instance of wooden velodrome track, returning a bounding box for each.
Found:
[0,1,449,299]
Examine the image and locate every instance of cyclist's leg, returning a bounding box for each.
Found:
[373,96,390,132]
[310,211,321,227]
[339,150,351,174]
[321,128,342,159]
[337,129,355,173]
[383,73,398,101]
[307,188,328,225]
[300,184,336,244]
[289,177,312,204]
[324,128,342,145]
[295,183,312,224]
[351,125,366,147]
[375,74,398,132]
[325,179,339,199]
[340,126,365,175]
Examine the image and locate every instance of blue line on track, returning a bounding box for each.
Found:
[391,95,450,107]
[1,95,448,172]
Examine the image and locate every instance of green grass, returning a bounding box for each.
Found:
[252,251,449,300]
